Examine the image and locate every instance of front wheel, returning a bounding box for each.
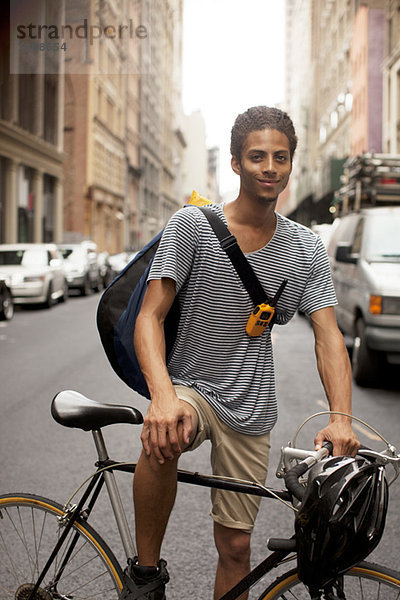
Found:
[258,561,400,599]
[352,318,381,386]
[0,493,123,599]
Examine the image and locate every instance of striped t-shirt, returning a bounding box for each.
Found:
[148,203,337,435]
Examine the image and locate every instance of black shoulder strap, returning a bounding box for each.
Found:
[199,206,268,306]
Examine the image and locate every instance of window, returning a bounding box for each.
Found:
[44,74,58,144]
[18,75,35,133]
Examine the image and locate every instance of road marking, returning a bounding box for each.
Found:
[352,422,381,442]
[317,399,381,441]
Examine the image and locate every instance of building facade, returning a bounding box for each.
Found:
[383,0,400,153]
[0,0,220,250]
[284,0,395,225]
[63,0,129,253]
[0,0,65,244]
[350,2,385,155]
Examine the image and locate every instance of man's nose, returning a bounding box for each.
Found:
[262,156,276,173]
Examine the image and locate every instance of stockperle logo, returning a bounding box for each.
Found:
[10,0,152,75]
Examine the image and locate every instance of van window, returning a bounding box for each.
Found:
[352,219,364,254]
[365,212,400,262]
[327,214,360,257]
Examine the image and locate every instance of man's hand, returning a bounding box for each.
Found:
[141,394,195,464]
[314,419,360,457]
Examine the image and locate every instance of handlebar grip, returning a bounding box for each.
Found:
[322,441,333,454]
[284,461,309,501]
[267,537,297,552]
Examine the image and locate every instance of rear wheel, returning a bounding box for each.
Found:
[258,562,400,599]
[0,493,123,599]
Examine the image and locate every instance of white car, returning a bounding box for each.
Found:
[0,243,68,308]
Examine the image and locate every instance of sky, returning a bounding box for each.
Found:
[181,0,286,197]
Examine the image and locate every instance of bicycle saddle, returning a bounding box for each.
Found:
[51,390,143,431]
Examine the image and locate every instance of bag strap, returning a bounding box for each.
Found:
[198,206,268,306]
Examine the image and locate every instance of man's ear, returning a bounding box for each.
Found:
[231,155,241,176]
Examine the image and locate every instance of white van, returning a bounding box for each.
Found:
[327,206,400,386]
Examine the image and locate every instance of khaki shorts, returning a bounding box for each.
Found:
[175,385,271,534]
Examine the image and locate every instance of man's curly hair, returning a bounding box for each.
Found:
[230,106,298,161]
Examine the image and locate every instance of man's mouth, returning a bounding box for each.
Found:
[258,179,279,187]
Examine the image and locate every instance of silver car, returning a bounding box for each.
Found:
[58,243,101,296]
[327,206,400,386]
[0,243,68,308]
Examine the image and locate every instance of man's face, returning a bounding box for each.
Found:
[231,128,292,202]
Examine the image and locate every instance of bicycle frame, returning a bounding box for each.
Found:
[28,424,400,600]
[27,427,295,600]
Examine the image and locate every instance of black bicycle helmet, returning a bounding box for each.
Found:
[295,455,388,590]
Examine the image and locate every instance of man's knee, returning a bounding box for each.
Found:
[214,523,251,565]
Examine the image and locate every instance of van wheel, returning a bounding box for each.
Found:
[352,318,380,387]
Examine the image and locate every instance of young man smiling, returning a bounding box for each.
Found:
[123,106,359,600]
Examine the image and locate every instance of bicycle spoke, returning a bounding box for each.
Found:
[1,507,32,585]
[0,498,121,599]
[57,547,110,585]
[60,568,118,597]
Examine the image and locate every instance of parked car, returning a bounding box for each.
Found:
[0,244,68,308]
[58,242,101,295]
[327,206,400,386]
[107,252,131,275]
[311,220,341,248]
[97,252,115,289]
[0,274,14,320]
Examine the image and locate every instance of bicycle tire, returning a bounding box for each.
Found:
[0,493,124,599]
[258,560,400,599]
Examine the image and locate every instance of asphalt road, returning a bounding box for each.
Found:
[1,293,399,598]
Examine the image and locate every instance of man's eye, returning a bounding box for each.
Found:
[251,154,262,161]
[276,155,288,162]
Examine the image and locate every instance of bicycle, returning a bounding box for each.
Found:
[1,389,400,600]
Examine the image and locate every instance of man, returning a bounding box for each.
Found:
[125,106,359,600]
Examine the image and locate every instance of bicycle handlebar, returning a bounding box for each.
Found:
[282,440,400,504]
[284,442,333,501]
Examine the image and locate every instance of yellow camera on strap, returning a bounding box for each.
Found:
[246,304,276,337]
[246,279,288,337]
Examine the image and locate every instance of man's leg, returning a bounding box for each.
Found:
[133,401,199,567]
[133,450,179,566]
[213,523,251,600]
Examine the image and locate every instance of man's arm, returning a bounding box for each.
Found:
[310,306,360,456]
[134,278,194,464]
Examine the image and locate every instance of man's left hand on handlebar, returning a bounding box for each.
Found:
[314,419,360,457]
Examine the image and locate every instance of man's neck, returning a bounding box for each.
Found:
[224,194,278,230]
[223,195,278,253]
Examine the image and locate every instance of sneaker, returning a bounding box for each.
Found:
[120,557,169,600]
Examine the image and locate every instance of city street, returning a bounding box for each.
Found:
[0,294,399,598]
